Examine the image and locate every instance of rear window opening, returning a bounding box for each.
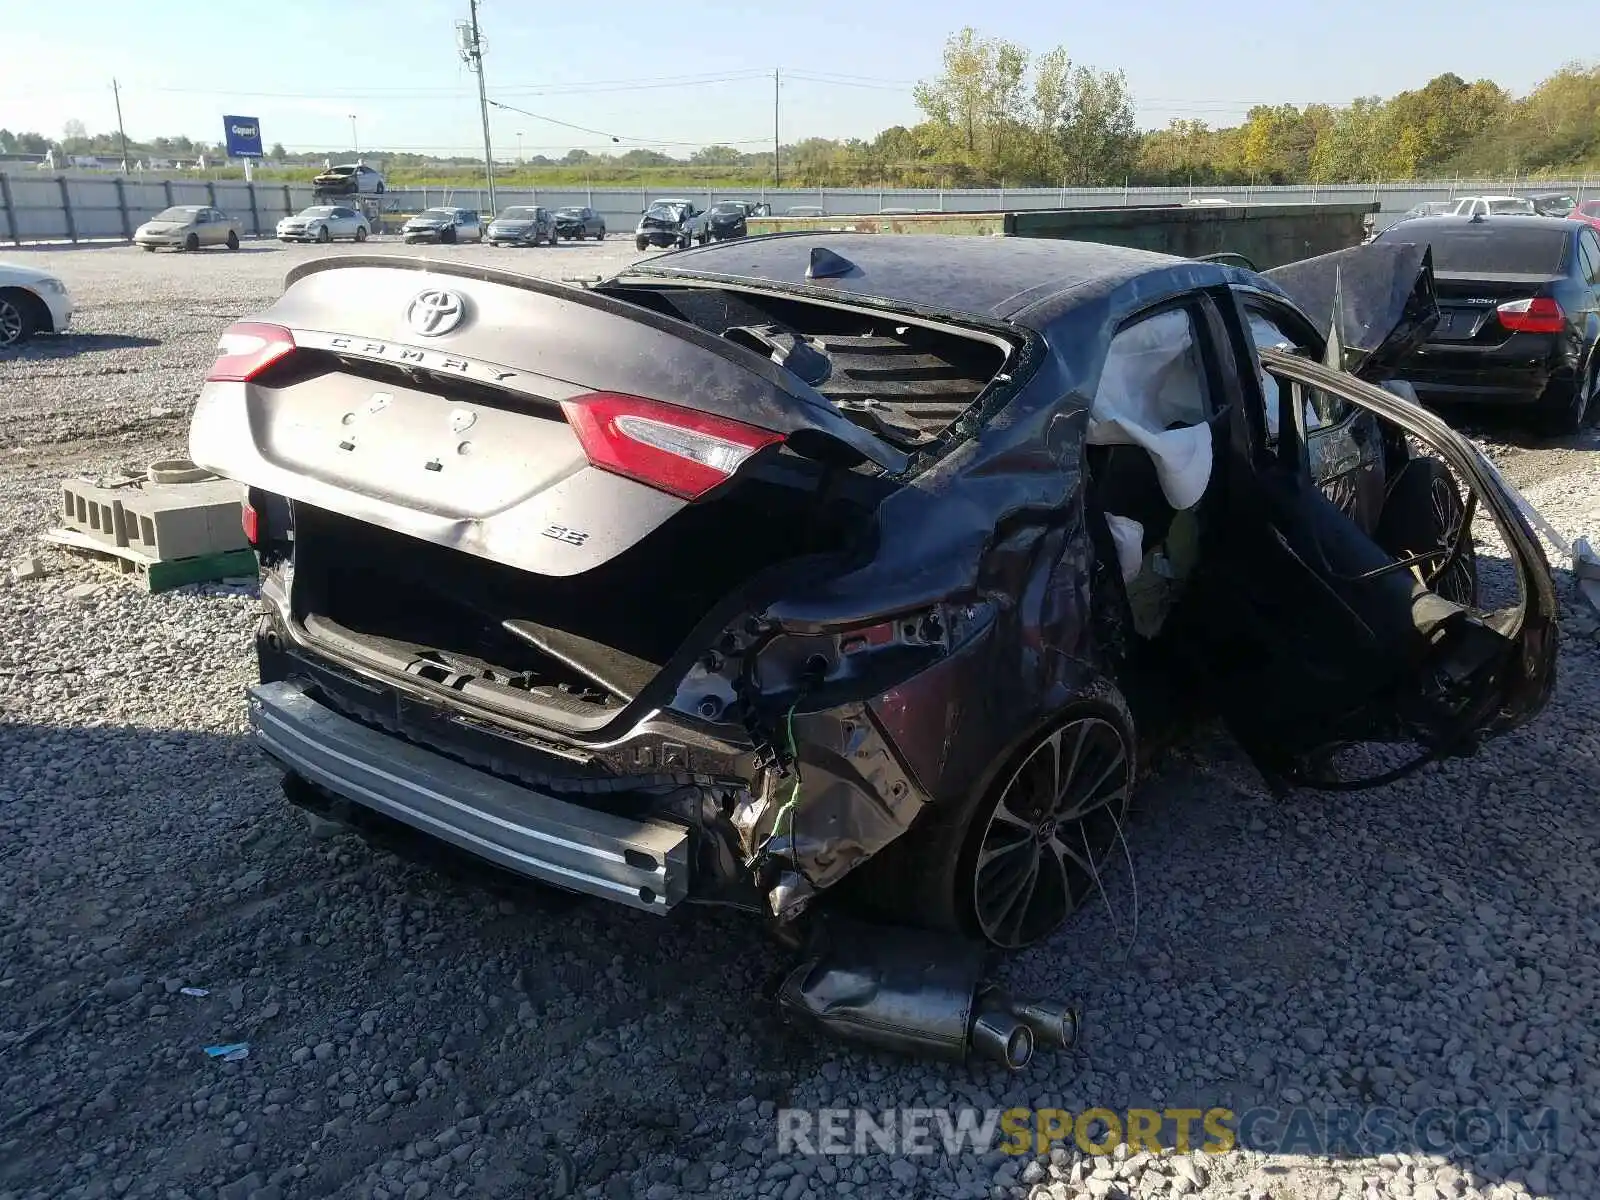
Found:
[601,283,1013,448]
[1387,226,1570,275]
[288,465,880,725]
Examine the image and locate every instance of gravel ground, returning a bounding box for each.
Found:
[1,239,1597,1200]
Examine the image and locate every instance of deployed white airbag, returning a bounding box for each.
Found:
[1088,310,1212,511]
[1103,513,1145,583]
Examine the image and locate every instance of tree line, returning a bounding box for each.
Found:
[5,32,1598,189]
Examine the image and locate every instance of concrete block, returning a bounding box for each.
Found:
[58,477,247,562]
[59,480,130,548]
[116,479,248,561]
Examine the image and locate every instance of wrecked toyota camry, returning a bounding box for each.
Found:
[189,234,1556,1064]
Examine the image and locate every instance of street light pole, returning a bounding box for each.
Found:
[517,131,523,163]
[350,114,359,158]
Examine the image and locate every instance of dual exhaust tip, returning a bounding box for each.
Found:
[971,993,1080,1071]
[777,920,1079,1072]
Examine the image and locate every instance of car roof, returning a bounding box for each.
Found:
[623,231,1206,325]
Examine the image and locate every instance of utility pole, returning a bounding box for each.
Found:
[457,0,496,212]
[773,69,780,189]
[111,78,130,174]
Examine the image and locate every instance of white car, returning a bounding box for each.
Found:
[277,205,372,243]
[1450,195,1537,217]
[312,163,386,195]
[634,198,708,249]
[0,262,72,348]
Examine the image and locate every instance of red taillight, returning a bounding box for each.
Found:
[206,322,296,382]
[1495,296,1565,335]
[240,499,259,546]
[559,391,783,500]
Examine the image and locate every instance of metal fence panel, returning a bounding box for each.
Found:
[3,173,1593,245]
[7,175,70,240]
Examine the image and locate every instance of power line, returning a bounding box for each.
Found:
[97,70,777,101]
[485,97,770,148]
[782,72,918,92]
[496,73,770,96]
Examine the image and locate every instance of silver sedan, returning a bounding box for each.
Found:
[277,205,372,244]
[134,206,243,252]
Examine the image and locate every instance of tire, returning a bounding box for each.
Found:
[226,231,239,250]
[355,227,368,242]
[443,229,457,245]
[1535,363,1596,437]
[856,683,1137,950]
[375,182,385,195]
[317,226,331,244]
[636,236,648,251]
[0,288,40,347]
[1374,455,1479,607]
[142,244,157,252]
[595,226,605,240]
[184,233,199,252]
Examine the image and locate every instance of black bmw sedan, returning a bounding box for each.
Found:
[1375,214,1600,434]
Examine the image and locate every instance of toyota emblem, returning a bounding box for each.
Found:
[406,288,466,337]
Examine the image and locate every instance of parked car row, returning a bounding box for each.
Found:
[1393,192,1586,228]
[631,198,773,249]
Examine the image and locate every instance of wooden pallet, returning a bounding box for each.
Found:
[40,527,258,594]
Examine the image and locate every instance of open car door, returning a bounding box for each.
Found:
[1167,345,1557,790]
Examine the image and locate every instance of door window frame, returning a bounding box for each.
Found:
[1098,294,1231,428]
[1577,230,1600,284]
[1226,285,1361,441]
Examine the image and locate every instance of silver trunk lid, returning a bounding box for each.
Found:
[189,257,900,577]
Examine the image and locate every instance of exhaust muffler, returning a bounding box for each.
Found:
[776,920,1079,1071]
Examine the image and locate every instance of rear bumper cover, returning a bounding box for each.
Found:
[1399,362,1566,405]
[1398,340,1574,405]
[247,679,691,912]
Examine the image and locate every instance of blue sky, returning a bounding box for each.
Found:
[2,0,1583,157]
